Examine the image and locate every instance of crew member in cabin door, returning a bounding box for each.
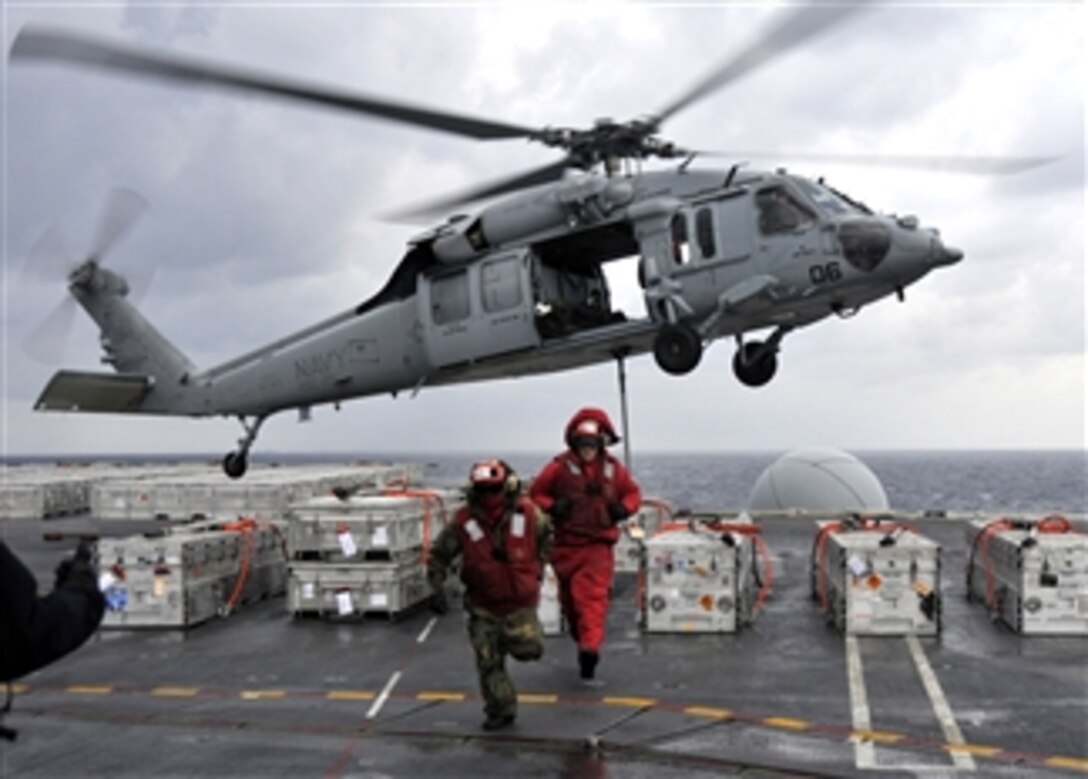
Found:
[530,408,641,682]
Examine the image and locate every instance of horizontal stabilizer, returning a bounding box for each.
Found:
[35,370,152,413]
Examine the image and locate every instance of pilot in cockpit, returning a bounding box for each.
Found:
[757,187,812,235]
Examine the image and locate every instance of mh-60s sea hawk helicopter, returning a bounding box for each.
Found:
[11,5,1050,478]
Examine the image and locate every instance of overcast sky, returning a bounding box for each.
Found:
[1,1,1084,457]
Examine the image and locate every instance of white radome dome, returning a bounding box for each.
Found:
[747,448,889,512]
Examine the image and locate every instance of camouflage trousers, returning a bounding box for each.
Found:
[468,606,544,719]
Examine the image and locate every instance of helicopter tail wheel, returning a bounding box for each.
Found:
[223,451,248,480]
[653,323,703,375]
[733,341,778,387]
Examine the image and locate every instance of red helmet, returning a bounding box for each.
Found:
[564,407,620,450]
[469,459,518,495]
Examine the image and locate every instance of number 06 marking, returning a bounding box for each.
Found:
[809,262,842,284]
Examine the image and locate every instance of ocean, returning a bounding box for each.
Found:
[8,449,1083,515]
[394,450,1087,514]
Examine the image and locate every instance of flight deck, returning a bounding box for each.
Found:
[2,508,1086,779]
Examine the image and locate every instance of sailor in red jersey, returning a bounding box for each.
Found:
[529,407,641,681]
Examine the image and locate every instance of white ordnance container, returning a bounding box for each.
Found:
[287,561,429,619]
[90,463,424,521]
[642,522,759,633]
[811,520,940,636]
[614,499,673,574]
[97,520,288,628]
[537,564,566,636]
[0,463,130,519]
[965,518,1088,635]
[286,493,449,563]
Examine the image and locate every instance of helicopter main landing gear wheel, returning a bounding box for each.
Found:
[222,414,269,479]
[732,341,778,387]
[223,451,248,479]
[653,323,702,375]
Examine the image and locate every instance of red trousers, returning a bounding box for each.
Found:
[549,543,614,653]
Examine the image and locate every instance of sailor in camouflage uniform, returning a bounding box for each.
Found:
[427,460,552,731]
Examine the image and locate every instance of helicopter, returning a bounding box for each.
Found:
[10,4,1052,479]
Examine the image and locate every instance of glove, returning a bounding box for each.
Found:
[607,502,630,524]
[54,540,97,589]
[54,558,73,588]
[551,497,572,520]
[429,592,449,616]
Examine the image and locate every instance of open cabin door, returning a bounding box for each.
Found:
[419,248,540,368]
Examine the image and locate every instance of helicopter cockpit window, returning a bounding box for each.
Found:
[794,178,861,217]
[756,186,816,235]
[695,208,716,259]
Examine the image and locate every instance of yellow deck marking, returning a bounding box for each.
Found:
[1045,757,1088,773]
[10,684,29,695]
[240,690,286,700]
[417,691,466,702]
[849,729,904,744]
[517,693,558,705]
[49,677,1079,772]
[151,686,199,698]
[764,717,809,731]
[684,706,732,720]
[602,696,656,708]
[944,743,1003,758]
[67,685,111,695]
[326,690,376,701]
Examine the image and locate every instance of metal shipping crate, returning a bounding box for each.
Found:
[287,561,429,619]
[615,500,673,574]
[642,523,759,633]
[287,494,433,563]
[812,520,940,636]
[965,518,1088,635]
[97,521,287,628]
[537,564,566,635]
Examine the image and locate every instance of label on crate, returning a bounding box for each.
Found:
[370,525,389,548]
[847,554,869,577]
[369,592,389,608]
[336,590,354,616]
[337,529,358,557]
[301,582,315,600]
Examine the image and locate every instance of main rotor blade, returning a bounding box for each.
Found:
[711,149,1060,175]
[11,26,538,141]
[386,157,574,223]
[653,2,869,126]
[90,187,148,260]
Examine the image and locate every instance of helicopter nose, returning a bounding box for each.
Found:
[930,239,964,267]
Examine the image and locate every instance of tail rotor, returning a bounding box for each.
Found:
[20,187,149,364]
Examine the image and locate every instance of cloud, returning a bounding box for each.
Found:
[2,3,1084,457]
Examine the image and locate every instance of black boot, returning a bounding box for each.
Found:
[578,650,599,680]
[482,713,516,731]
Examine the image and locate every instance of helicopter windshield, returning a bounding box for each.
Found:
[755,186,817,235]
[793,178,865,217]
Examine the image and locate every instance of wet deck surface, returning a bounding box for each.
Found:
[2,515,1086,778]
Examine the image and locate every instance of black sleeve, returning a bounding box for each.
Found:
[1,541,106,682]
